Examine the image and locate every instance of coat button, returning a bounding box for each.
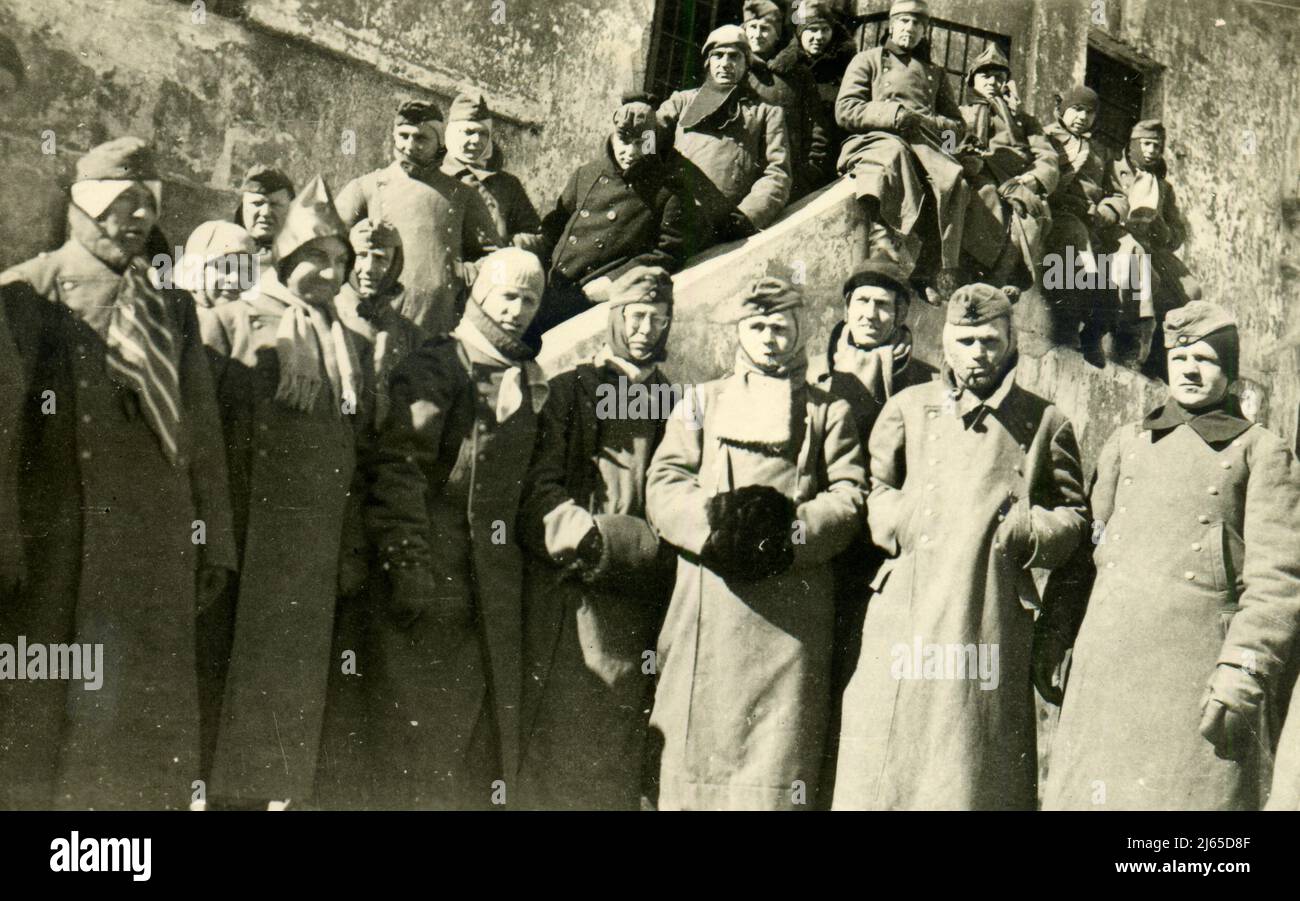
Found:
[568,236,578,244]
[919,534,930,543]
[607,210,617,221]
[924,508,933,516]
[1111,534,1120,542]
[258,449,268,458]
[1220,461,1232,469]
[1123,477,1133,485]
[928,458,938,466]
[78,379,90,389]
[79,449,91,460]
[1118,506,1127,514]
[1198,514,1211,524]
[926,483,935,491]
[926,410,937,419]
[1192,543,1202,551]
[580,210,590,218]
[1106,561,1115,569]
[1184,571,1196,581]
[81,414,92,424]
[1207,486,1219,496]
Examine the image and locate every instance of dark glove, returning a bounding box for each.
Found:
[994,496,1036,569]
[386,564,472,631]
[701,485,796,583]
[563,525,604,581]
[1031,616,1072,705]
[196,566,232,616]
[724,209,758,242]
[580,514,665,591]
[1198,664,1266,761]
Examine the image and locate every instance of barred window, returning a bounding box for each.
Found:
[850,12,1012,106]
[646,0,747,100]
[1085,46,1146,157]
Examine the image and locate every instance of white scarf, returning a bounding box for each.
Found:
[451,318,549,422]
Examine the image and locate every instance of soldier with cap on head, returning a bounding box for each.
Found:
[656,25,792,248]
[531,92,691,338]
[0,136,236,809]
[956,44,1059,289]
[644,276,866,809]
[835,0,970,302]
[774,0,858,156]
[1043,302,1300,811]
[233,164,295,270]
[439,90,543,255]
[834,282,1087,810]
[337,98,501,336]
[517,266,680,810]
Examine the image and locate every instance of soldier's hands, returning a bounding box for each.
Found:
[1198,664,1266,761]
[994,496,1035,568]
[196,566,231,615]
[896,108,921,135]
[1031,619,1071,705]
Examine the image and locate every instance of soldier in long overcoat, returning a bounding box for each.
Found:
[645,278,866,810]
[337,99,501,336]
[517,267,678,810]
[833,284,1087,810]
[0,138,236,809]
[439,91,543,255]
[365,248,549,809]
[956,46,1059,288]
[1043,303,1300,810]
[774,0,858,184]
[657,26,792,248]
[835,0,969,299]
[203,176,373,808]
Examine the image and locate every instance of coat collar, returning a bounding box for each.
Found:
[1143,397,1252,445]
[942,354,1020,428]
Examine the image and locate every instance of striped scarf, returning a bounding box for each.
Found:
[105,261,183,465]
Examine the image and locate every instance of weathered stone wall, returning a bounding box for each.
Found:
[0,0,654,268]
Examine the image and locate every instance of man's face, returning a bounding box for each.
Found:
[738,310,798,369]
[1136,137,1164,167]
[744,19,780,57]
[448,120,492,165]
[1060,104,1095,136]
[240,189,291,245]
[889,14,927,50]
[972,69,1008,101]
[479,285,541,339]
[393,121,442,171]
[1168,340,1231,410]
[943,319,1011,394]
[284,237,349,308]
[622,301,672,362]
[353,246,394,298]
[99,183,158,259]
[846,286,902,349]
[610,131,649,171]
[800,24,833,57]
[707,47,748,86]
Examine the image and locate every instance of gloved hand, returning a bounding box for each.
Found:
[1031,618,1072,705]
[196,566,232,615]
[724,209,758,242]
[701,485,796,583]
[994,495,1036,569]
[998,179,1038,217]
[1199,664,1266,761]
[1092,202,1121,228]
[387,565,472,630]
[564,524,604,581]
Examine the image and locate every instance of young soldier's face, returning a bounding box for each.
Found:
[284,237,349,308]
[744,19,780,57]
[889,14,927,50]
[241,190,292,244]
[972,69,1009,101]
[1136,137,1164,167]
[943,319,1011,393]
[99,183,158,259]
[392,121,442,171]
[353,246,394,298]
[738,311,798,369]
[479,285,541,339]
[1060,104,1095,136]
[708,47,748,86]
[448,120,492,163]
[846,286,902,349]
[1168,341,1231,410]
[203,254,247,304]
[800,24,833,56]
[610,131,648,171]
[622,301,672,362]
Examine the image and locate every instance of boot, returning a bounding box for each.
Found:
[868,222,920,277]
[924,268,963,306]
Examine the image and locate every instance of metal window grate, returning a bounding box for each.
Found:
[850,12,1011,107]
[645,0,748,100]
[1085,46,1145,157]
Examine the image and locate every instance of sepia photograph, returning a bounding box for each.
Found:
[0,0,1297,883]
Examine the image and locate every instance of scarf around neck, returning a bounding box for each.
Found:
[1143,395,1251,444]
[681,78,742,130]
[593,343,658,385]
[451,300,549,422]
[831,322,912,401]
[259,277,360,416]
[712,346,808,451]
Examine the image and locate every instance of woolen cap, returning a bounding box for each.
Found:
[394,99,443,126]
[239,164,294,197]
[1131,119,1166,140]
[946,283,1020,326]
[348,218,402,252]
[1164,301,1238,379]
[842,258,914,303]
[448,91,491,124]
[75,137,158,182]
[702,25,752,59]
[890,0,930,18]
[613,91,658,141]
[609,266,674,308]
[1057,85,1099,112]
[470,247,545,303]
[732,276,804,321]
[743,0,783,23]
[272,174,350,271]
[794,0,840,30]
[966,44,1012,85]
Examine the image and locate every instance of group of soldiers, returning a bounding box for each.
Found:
[0,0,1296,812]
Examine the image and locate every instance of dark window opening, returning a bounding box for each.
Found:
[849,12,1012,106]
[1085,46,1145,157]
[646,0,747,100]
